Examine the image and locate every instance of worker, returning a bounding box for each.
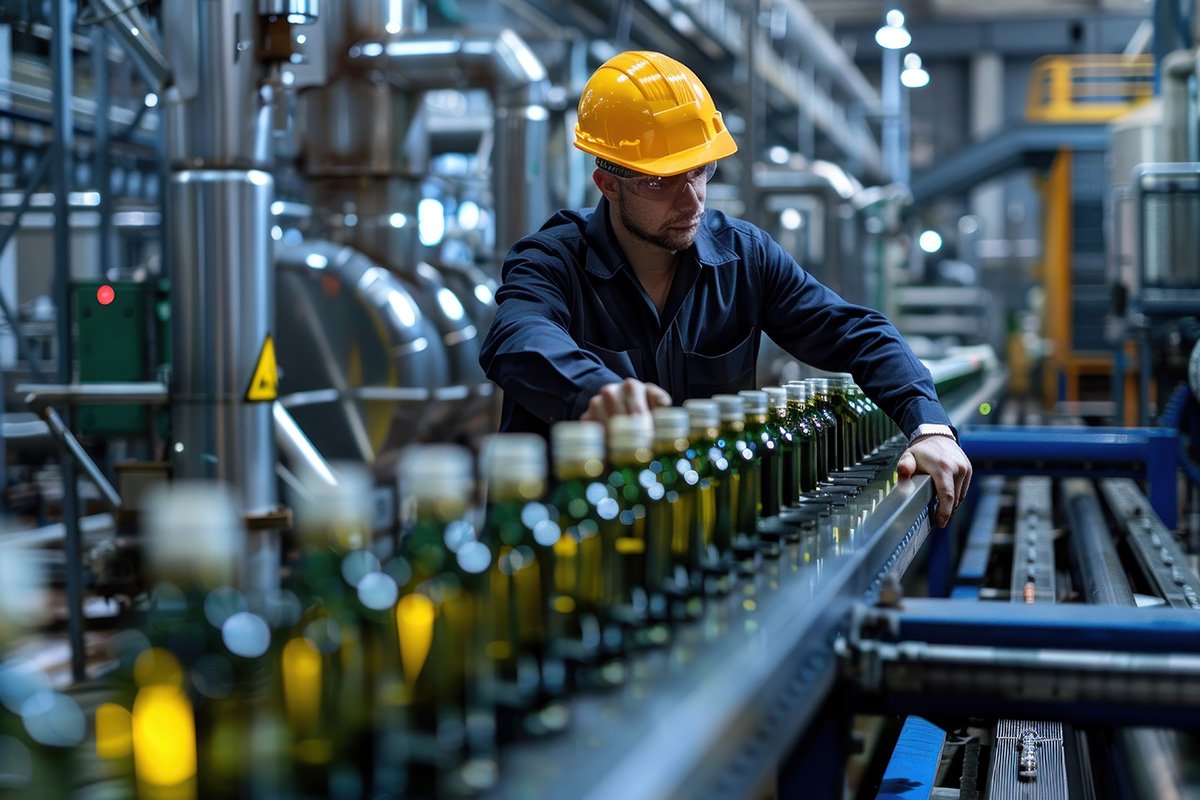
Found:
[479,50,972,525]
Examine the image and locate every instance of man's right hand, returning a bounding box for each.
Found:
[580,378,673,424]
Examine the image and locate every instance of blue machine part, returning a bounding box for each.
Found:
[876,716,946,800]
[959,426,1179,528]
[951,476,1005,600]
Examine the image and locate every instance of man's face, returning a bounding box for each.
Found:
[598,164,714,254]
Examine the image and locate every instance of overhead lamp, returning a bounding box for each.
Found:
[875,10,911,50]
[918,230,943,253]
[901,53,930,88]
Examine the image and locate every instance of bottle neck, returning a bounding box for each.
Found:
[554,457,606,482]
[609,447,652,468]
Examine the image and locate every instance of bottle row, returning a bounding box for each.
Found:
[0,377,899,799]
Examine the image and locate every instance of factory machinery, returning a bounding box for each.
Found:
[2,0,1200,798]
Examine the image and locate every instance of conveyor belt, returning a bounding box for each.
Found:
[486,449,935,800]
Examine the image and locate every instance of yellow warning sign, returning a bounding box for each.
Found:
[246,335,278,402]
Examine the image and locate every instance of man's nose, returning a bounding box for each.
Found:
[675,180,703,211]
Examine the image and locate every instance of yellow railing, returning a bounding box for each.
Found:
[1025,55,1154,123]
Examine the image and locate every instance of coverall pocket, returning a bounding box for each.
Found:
[583,341,644,379]
[685,331,756,397]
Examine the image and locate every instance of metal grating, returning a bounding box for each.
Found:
[1009,477,1055,603]
[987,721,1068,800]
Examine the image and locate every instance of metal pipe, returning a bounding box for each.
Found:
[1161,48,1196,161]
[315,28,551,253]
[1115,729,1186,800]
[18,381,169,408]
[162,0,275,168]
[51,0,84,684]
[168,168,278,602]
[1063,478,1136,606]
[272,401,338,489]
[38,406,122,510]
[91,0,171,93]
[0,513,116,549]
[91,26,114,279]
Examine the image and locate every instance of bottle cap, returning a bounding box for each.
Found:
[737,390,768,414]
[683,399,719,429]
[481,433,547,482]
[551,420,605,463]
[608,414,653,451]
[763,386,788,411]
[712,394,746,422]
[651,407,690,440]
[143,481,243,586]
[785,383,807,403]
[296,461,374,549]
[401,444,473,501]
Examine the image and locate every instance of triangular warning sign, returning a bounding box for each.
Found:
[246,335,278,402]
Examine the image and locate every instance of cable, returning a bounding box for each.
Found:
[76,0,153,27]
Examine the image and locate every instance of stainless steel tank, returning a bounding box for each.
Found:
[274,239,456,461]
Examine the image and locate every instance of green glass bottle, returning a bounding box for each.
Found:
[713,394,759,574]
[682,399,734,595]
[546,421,622,684]
[138,482,277,800]
[287,464,395,800]
[807,378,842,476]
[826,375,859,470]
[606,414,670,646]
[650,406,701,618]
[479,433,568,740]
[739,389,782,519]
[786,382,822,494]
[763,387,796,509]
[396,445,496,797]
[0,547,85,800]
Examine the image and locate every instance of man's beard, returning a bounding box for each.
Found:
[618,200,699,253]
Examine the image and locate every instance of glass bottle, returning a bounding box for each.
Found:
[807,378,842,476]
[479,433,568,740]
[650,406,701,619]
[787,381,827,488]
[763,387,796,509]
[739,389,781,519]
[545,421,622,685]
[396,445,496,797]
[682,399,734,595]
[783,383,815,498]
[605,414,669,646]
[0,546,85,800]
[826,375,860,469]
[286,463,401,800]
[138,482,275,800]
[713,394,759,575]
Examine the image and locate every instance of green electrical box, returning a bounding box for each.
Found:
[72,279,170,437]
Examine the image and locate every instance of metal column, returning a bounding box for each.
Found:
[51,0,85,683]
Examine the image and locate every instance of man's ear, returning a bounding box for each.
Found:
[593,169,620,201]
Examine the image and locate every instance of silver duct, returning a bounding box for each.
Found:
[1161,49,1198,162]
[302,24,550,267]
[91,0,171,93]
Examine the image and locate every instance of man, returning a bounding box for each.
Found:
[479,50,971,526]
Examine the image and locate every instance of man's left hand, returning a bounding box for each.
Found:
[896,435,973,528]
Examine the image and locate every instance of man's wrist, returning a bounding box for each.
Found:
[909,423,958,445]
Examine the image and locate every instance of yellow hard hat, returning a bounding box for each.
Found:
[574,51,738,178]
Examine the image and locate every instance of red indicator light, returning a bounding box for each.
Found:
[97,285,115,306]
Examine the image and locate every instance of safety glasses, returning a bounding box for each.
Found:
[611,162,718,201]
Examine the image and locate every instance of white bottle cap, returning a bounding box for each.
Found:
[651,407,690,440]
[142,481,243,586]
[608,414,653,451]
[763,386,788,411]
[481,433,547,483]
[295,462,374,549]
[737,390,768,414]
[400,444,474,502]
[551,420,606,463]
[683,399,719,429]
[785,382,807,403]
[712,393,746,422]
